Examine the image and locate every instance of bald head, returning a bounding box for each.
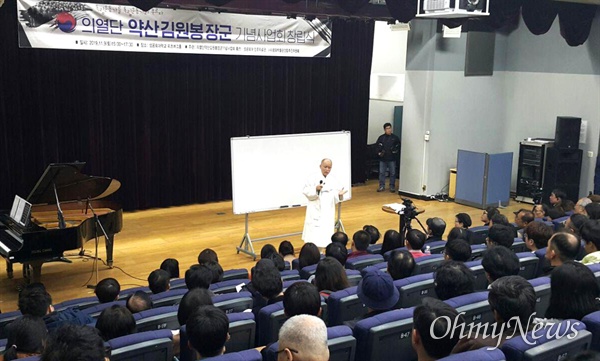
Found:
[320,159,332,177]
[546,232,580,266]
[278,315,329,361]
[576,197,592,215]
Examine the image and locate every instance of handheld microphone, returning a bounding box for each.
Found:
[318,180,323,195]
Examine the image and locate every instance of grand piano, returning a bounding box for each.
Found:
[0,162,123,283]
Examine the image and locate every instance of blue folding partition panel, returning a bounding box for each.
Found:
[455,150,513,209]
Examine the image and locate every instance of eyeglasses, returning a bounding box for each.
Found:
[276,348,299,355]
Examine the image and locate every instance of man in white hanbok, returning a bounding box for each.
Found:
[302,159,348,248]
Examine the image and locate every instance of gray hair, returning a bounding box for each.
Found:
[577,197,592,208]
[278,314,329,361]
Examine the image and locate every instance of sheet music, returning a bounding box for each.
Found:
[383,203,406,214]
[9,195,32,227]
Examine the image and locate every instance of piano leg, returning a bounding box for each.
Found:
[105,233,114,268]
[6,259,13,279]
[23,261,43,284]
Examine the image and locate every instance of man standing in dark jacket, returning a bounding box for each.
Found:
[376,122,401,192]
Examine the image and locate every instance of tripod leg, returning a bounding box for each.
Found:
[105,233,114,268]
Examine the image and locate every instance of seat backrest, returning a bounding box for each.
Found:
[516,252,540,280]
[256,301,286,346]
[108,329,173,361]
[150,288,188,308]
[470,244,487,260]
[280,269,301,281]
[444,291,494,325]
[528,277,551,318]
[282,279,308,293]
[346,269,362,287]
[437,347,506,361]
[414,254,445,275]
[353,308,416,361]
[394,273,436,308]
[465,259,488,291]
[81,300,127,318]
[169,278,187,290]
[469,226,489,245]
[226,312,256,353]
[511,239,528,253]
[119,286,152,299]
[0,310,22,339]
[552,216,570,231]
[588,263,600,288]
[133,305,179,332]
[533,248,548,277]
[383,247,408,261]
[54,296,99,312]
[222,268,249,281]
[299,264,318,280]
[425,240,447,255]
[202,349,262,361]
[212,291,253,314]
[345,254,385,271]
[210,279,248,294]
[582,310,600,351]
[327,286,367,326]
[501,319,588,361]
[368,243,382,255]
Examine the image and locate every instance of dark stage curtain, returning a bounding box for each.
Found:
[0,2,374,211]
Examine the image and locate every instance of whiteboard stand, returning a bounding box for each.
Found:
[335,202,345,233]
[236,213,303,260]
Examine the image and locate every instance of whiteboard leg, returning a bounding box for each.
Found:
[335,203,345,233]
[236,214,256,260]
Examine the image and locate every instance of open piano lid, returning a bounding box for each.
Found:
[26,162,121,205]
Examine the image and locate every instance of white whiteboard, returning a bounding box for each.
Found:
[231,131,352,215]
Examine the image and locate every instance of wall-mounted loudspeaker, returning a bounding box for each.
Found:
[555,116,581,150]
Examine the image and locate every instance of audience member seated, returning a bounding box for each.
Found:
[41,324,107,361]
[586,203,600,220]
[550,189,568,209]
[547,206,567,220]
[482,246,519,284]
[126,291,153,314]
[177,288,214,326]
[95,305,136,341]
[381,229,403,255]
[514,209,534,237]
[185,264,213,290]
[581,220,600,265]
[455,213,472,229]
[198,248,219,265]
[546,232,580,272]
[279,240,296,267]
[3,315,47,361]
[186,306,230,359]
[261,244,278,259]
[331,231,349,247]
[363,224,381,245]
[387,249,416,280]
[160,258,180,279]
[299,242,322,269]
[276,315,329,361]
[348,230,371,259]
[490,214,516,239]
[406,229,427,258]
[283,282,321,317]
[452,275,536,352]
[325,242,348,266]
[575,197,592,216]
[204,260,225,283]
[444,239,472,262]
[148,269,170,294]
[18,283,93,332]
[426,217,446,243]
[566,214,589,237]
[347,267,399,327]
[434,261,475,301]
[94,277,120,304]
[313,257,349,297]
[481,206,499,227]
[533,203,551,220]
[486,224,515,248]
[546,261,600,320]
[250,259,284,317]
[412,298,465,360]
[524,221,554,252]
[447,227,469,243]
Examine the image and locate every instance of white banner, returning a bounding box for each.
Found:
[17,0,332,58]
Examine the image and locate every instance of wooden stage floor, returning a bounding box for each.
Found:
[0,180,523,313]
